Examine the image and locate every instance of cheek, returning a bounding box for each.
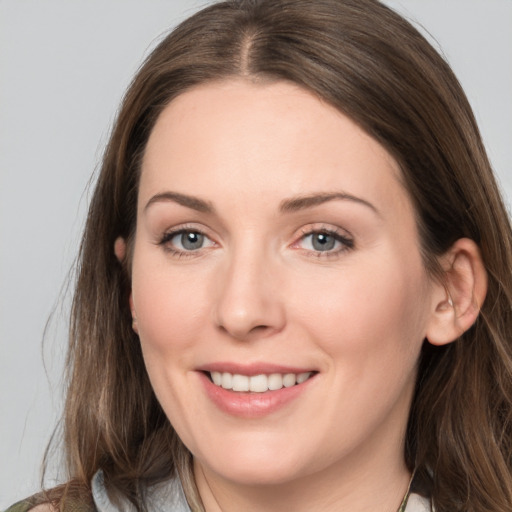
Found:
[292,257,430,361]
[131,256,210,357]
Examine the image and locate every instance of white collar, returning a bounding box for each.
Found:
[405,493,432,511]
[91,469,191,512]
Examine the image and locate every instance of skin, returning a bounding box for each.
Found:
[123,79,472,511]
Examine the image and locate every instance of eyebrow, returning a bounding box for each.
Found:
[144,190,379,216]
[279,192,380,215]
[144,191,215,214]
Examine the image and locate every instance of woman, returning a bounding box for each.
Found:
[8,0,512,511]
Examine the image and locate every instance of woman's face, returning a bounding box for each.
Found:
[130,80,437,487]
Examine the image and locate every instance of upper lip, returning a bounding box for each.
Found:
[196,362,317,376]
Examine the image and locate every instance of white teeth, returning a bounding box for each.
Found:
[249,374,269,393]
[268,373,283,390]
[221,372,232,389]
[283,373,296,387]
[296,372,311,384]
[232,374,249,392]
[209,371,313,392]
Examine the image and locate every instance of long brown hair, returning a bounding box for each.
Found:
[58,1,512,510]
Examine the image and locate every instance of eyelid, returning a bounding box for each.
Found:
[156,222,353,258]
[159,222,210,240]
[158,223,218,256]
[290,224,354,255]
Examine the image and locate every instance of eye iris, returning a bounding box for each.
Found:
[312,233,335,251]
[181,231,203,250]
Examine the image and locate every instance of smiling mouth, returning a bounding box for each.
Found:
[206,371,315,393]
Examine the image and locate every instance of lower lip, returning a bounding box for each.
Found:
[198,372,316,418]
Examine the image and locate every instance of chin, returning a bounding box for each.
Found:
[195,441,312,486]
[204,459,307,487]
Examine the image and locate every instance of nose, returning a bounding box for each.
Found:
[213,245,286,341]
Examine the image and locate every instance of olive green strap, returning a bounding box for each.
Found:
[4,493,96,512]
[3,498,34,512]
[397,470,416,512]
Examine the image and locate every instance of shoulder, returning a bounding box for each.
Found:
[4,498,95,512]
[4,487,96,512]
[4,504,55,512]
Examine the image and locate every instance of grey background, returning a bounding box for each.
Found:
[1,0,511,507]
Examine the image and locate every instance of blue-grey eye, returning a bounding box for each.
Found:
[173,231,205,250]
[298,230,352,253]
[311,232,336,251]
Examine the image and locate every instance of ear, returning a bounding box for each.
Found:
[114,236,126,262]
[114,237,139,334]
[426,238,487,346]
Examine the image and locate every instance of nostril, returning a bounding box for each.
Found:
[250,325,270,333]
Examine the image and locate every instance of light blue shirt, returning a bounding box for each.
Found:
[92,471,190,512]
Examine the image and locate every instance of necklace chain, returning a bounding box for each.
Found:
[396,470,415,512]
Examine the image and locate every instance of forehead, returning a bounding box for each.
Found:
[140,79,410,220]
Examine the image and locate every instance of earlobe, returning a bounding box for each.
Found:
[115,237,138,334]
[426,238,487,346]
[114,236,127,262]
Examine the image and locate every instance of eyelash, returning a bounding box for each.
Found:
[158,225,354,259]
[158,225,215,258]
[294,227,354,258]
